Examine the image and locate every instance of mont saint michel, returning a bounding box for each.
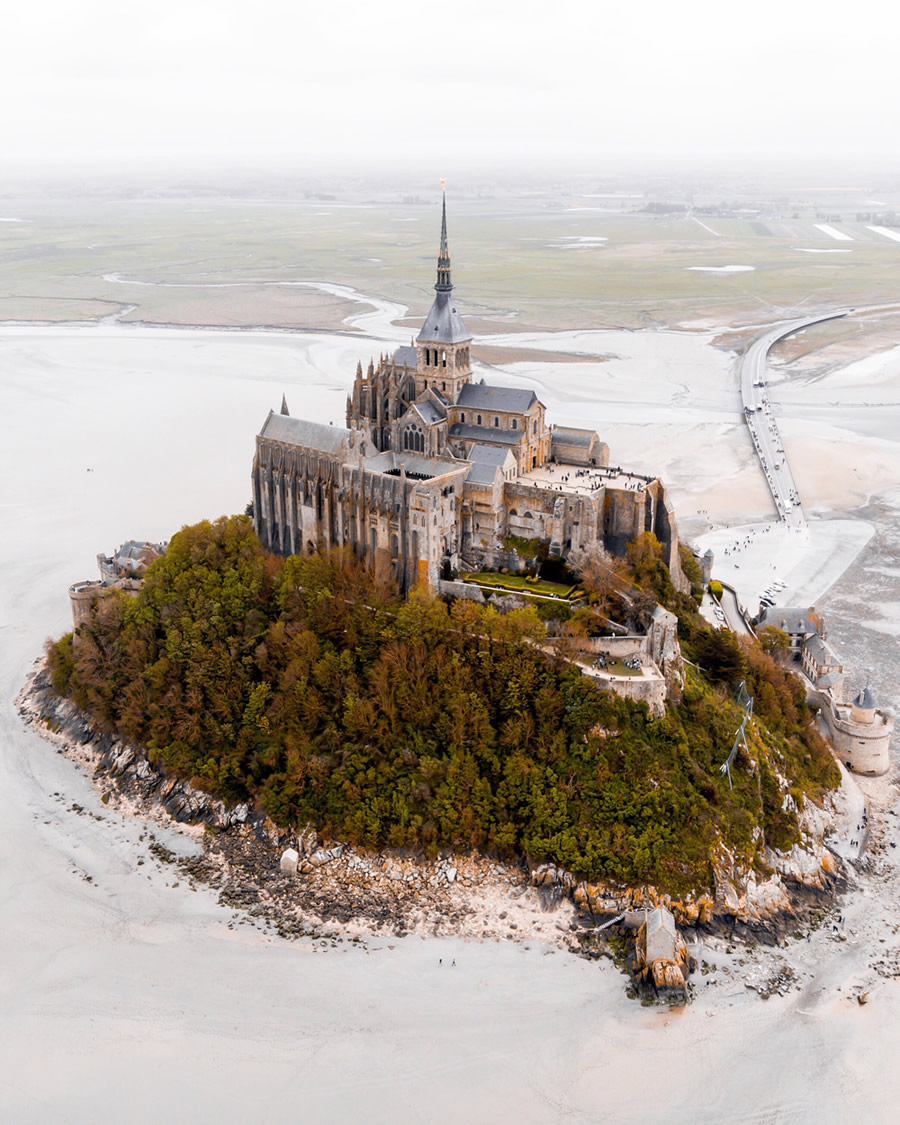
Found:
[4,169,900,1125]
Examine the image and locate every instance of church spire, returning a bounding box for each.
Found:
[435,180,452,292]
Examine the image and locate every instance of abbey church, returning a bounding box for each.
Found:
[252,194,685,592]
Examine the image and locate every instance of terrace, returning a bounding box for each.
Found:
[519,462,652,497]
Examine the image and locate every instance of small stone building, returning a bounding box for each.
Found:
[634,906,690,993]
[757,606,818,658]
[801,633,843,686]
[550,425,608,467]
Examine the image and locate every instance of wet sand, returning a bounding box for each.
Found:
[1,302,900,1122]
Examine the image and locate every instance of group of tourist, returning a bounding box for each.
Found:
[544,464,646,495]
[591,651,642,672]
[723,529,760,557]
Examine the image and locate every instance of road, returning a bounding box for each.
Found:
[740,311,847,530]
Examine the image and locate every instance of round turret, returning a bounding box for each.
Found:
[851,685,877,726]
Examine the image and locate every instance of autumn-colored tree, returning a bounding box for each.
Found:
[44,515,840,896]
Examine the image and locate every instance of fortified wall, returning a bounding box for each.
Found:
[68,541,166,630]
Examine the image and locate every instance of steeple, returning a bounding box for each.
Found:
[436,181,452,292]
[416,185,470,348]
[280,394,290,416]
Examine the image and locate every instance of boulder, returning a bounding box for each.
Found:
[280,848,300,875]
[310,847,341,867]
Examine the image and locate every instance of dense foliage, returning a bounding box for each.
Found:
[47,516,839,895]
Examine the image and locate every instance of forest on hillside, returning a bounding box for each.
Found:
[46,516,839,895]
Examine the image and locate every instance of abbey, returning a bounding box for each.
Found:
[252,194,686,592]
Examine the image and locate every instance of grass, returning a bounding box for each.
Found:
[578,653,645,677]
[4,194,900,334]
[463,571,581,599]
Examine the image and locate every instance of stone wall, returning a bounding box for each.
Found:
[580,634,645,659]
[68,578,141,630]
[586,669,668,717]
[578,606,684,703]
[436,579,528,613]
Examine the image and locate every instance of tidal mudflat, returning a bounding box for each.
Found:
[2,289,900,1121]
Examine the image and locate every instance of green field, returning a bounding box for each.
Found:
[3,178,900,334]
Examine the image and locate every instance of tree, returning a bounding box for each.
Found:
[757,626,790,658]
[568,543,628,606]
[625,532,677,605]
[694,627,745,683]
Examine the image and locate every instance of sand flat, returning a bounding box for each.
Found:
[2,317,900,1122]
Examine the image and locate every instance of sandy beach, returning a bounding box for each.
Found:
[2,296,900,1121]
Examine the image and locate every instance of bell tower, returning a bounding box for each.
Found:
[415,185,472,404]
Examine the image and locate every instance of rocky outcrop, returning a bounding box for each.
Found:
[648,605,685,703]
[545,812,846,944]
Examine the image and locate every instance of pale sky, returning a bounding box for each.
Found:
[4,0,899,173]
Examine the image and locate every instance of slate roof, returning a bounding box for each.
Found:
[854,686,876,709]
[464,462,502,487]
[467,443,515,467]
[413,400,445,425]
[644,907,677,963]
[117,541,149,561]
[260,412,349,454]
[449,423,521,446]
[457,382,537,412]
[115,541,161,573]
[817,671,844,689]
[552,426,596,448]
[758,606,817,636]
[416,289,471,345]
[804,634,838,663]
[393,345,418,368]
